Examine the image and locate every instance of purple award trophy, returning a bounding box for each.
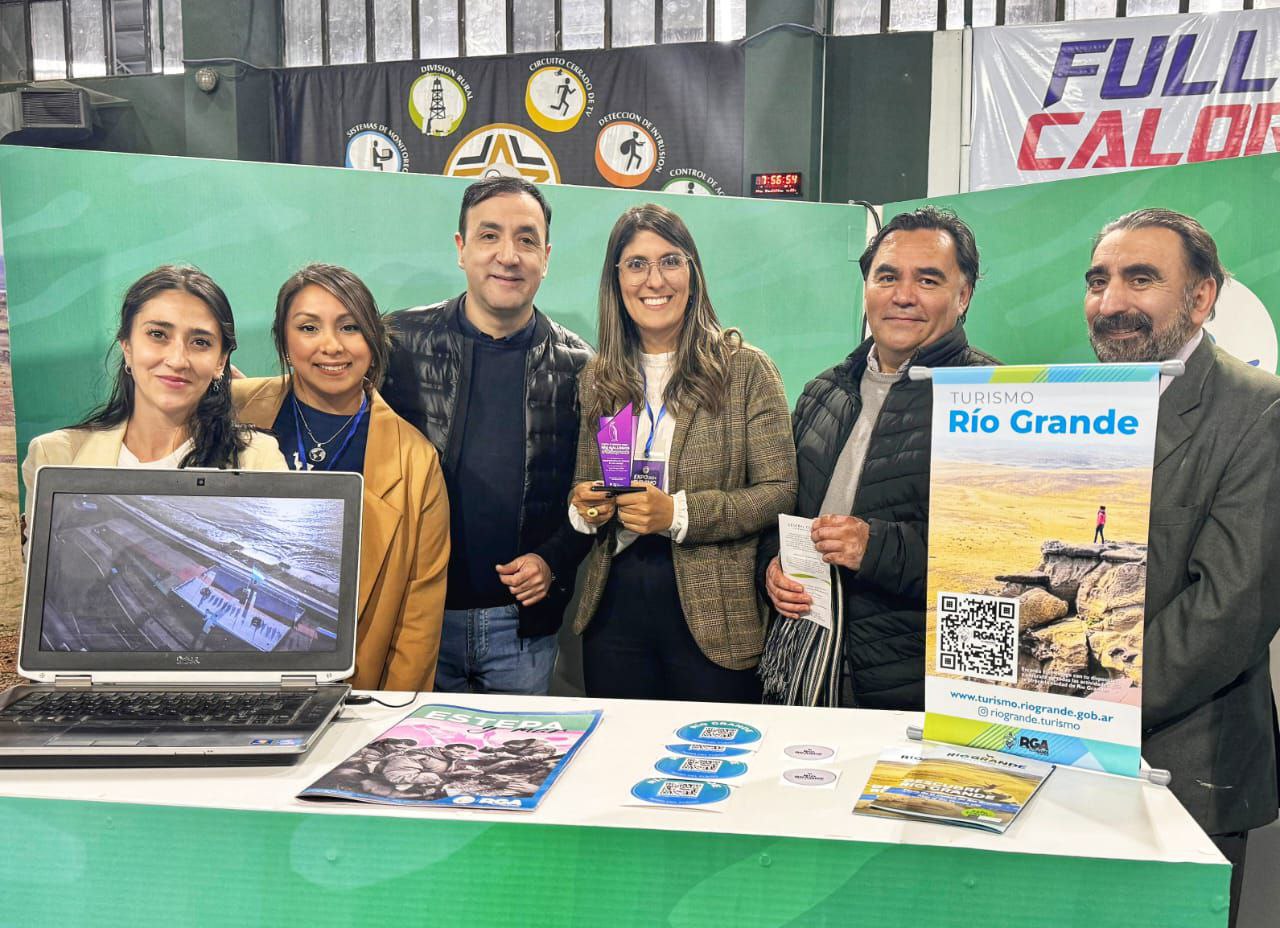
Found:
[595,402,643,495]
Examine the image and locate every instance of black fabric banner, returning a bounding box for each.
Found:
[273,42,745,196]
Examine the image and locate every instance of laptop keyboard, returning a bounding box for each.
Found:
[0,689,323,729]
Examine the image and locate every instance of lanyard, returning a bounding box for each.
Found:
[291,393,369,472]
[641,371,666,459]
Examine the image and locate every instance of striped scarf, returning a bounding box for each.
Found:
[758,571,843,707]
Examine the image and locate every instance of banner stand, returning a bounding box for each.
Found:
[904,360,1185,789]
[906,360,1186,383]
[901,723,1172,786]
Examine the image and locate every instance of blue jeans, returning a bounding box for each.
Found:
[435,604,558,695]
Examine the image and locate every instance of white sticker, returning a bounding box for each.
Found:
[781,768,840,789]
[783,744,836,763]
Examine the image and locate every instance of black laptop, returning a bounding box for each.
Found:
[0,465,363,766]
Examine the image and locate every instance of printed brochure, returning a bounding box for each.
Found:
[298,704,602,811]
[855,743,1053,833]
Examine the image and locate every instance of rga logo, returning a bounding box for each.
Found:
[409,66,472,137]
[595,113,665,188]
[451,795,476,805]
[525,59,593,132]
[661,168,725,196]
[445,123,561,184]
[345,123,409,172]
[1014,735,1050,756]
[1204,278,1278,373]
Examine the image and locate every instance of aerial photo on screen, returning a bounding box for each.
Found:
[39,494,345,654]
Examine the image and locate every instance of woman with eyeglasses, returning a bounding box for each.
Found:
[568,204,797,702]
[232,264,450,692]
[22,265,287,532]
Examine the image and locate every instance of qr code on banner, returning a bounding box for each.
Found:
[936,592,1019,683]
[657,781,703,799]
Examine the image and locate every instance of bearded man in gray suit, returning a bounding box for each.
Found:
[1085,207,1280,927]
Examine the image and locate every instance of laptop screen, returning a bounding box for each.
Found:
[40,493,344,654]
[19,467,363,680]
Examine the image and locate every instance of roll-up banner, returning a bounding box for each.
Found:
[274,42,745,195]
[970,10,1280,191]
[922,363,1162,777]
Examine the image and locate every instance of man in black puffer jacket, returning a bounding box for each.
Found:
[758,206,997,709]
[381,177,592,696]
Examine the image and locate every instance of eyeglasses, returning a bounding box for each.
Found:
[617,253,691,280]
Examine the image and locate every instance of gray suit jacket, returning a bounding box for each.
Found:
[1144,336,1280,835]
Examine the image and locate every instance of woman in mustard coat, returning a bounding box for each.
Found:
[233,264,449,691]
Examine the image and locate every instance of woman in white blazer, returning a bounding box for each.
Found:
[22,265,286,533]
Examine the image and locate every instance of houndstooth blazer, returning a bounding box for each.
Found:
[571,343,797,670]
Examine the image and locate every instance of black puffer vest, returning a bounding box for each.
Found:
[380,295,593,636]
[791,323,998,708]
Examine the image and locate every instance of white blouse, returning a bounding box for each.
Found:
[117,438,194,469]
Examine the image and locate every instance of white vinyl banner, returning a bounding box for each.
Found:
[970,10,1280,191]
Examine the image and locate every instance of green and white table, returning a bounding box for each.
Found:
[0,694,1229,927]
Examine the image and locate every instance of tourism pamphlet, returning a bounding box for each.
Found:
[855,743,1054,833]
[298,704,602,811]
[853,745,923,821]
[777,514,834,631]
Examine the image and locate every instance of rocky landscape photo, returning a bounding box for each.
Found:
[926,461,1150,705]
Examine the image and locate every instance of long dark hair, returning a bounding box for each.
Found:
[271,263,391,389]
[74,265,250,468]
[588,204,738,420]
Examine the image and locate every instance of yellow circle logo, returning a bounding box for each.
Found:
[409,72,467,137]
[525,66,587,133]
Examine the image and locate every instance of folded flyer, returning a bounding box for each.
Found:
[298,704,602,810]
[857,744,1053,833]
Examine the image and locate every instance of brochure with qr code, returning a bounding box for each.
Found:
[857,745,1053,833]
[922,365,1161,778]
[297,704,601,810]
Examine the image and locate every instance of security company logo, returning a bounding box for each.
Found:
[1205,278,1278,373]
[344,124,409,172]
[444,123,562,184]
[408,65,471,137]
[595,113,665,188]
[661,169,724,196]
[526,59,594,132]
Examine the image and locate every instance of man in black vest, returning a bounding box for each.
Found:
[758,206,997,709]
[1085,208,1280,927]
[381,177,591,695]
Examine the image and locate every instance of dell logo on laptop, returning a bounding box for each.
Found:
[176,655,201,665]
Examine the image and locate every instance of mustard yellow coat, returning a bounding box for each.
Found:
[233,377,450,691]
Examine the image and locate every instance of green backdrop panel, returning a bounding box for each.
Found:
[0,146,866,472]
[887,152,1280,368]
[0,797,1229,928]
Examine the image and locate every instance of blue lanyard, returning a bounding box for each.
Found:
[291,392,368,472]
[641,372,666,459]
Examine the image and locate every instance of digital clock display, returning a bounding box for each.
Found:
[751,172,803,197]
